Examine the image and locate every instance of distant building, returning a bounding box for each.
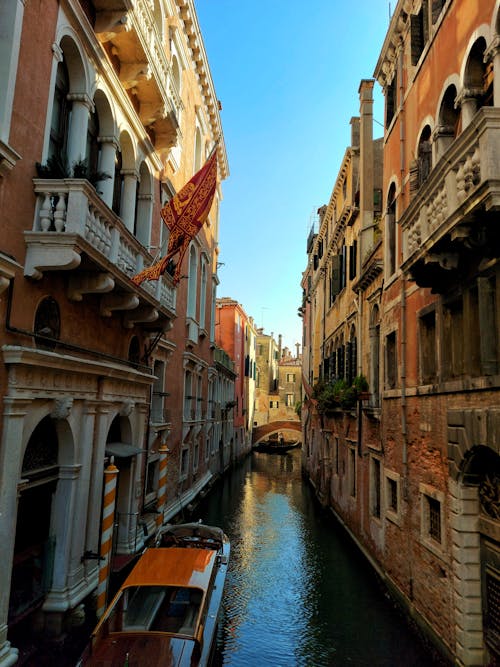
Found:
[215,297,256,458]
[254,331,302,440]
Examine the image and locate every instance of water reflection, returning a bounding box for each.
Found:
[199,450,443,666]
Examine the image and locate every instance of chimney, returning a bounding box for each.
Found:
[350,116,360,149]
[295,342,300,359]
[359,79,375,267]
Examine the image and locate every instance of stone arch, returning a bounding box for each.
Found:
[9,411,77,627]
[57,33,89,96]
[434,80,461,160]
[459,31,493,127]
[447,408,500,664]
[93,88,117,138]
[119,129,136,171]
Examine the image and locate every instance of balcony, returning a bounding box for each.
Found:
[400,108,500,292]
[94,1,182,155]
[24,178,176,329]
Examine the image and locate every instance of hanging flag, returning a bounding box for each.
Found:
[131,148,218,286]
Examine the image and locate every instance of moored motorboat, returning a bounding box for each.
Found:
[77,523,230,667]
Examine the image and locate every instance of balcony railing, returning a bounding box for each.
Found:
[25,178,176,326]
[400,108,500,289]
[93,1,182,153]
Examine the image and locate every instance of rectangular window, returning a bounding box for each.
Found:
[385,471,400,525]
[286,394,294,407]
[371,458,381,518]
[180,448,189,478]
[286,373,296,383]
[385,331,397,389]
[349,241,357,281]
[419,309,436,384]
[420,484,445,554]
[193,442,199,472]
[427,496,441,543]
[349,446,356,497]
[388,478,398,512]
[442,297,464,380]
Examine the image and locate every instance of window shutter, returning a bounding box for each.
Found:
[331,255,341,297]
[410,13,424,66]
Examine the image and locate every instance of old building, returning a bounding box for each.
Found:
[215,297,256,459]
[0,0,228,663]
[277,345,302,426]
[254,331,280,428]
[302,1,500,664]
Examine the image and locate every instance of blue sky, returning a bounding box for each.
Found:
[195,1,390,353]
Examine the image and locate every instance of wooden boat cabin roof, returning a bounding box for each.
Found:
[124,547,217,591]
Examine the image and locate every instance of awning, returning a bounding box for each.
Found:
[105,442,144,459]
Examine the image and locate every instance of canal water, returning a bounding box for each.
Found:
[197,449,444,667]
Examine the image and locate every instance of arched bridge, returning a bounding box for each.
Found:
[252,420,302,445]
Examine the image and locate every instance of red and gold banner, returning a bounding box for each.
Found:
[132,149,218,286]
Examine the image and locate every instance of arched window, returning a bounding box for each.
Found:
[49,60,71,171]
[187,245,198,319]
[386,183,397,277]
[465,38,492,109]
[434,85,460,160]
[34,297,61,350]
[85,106,100,180]
[417,125,432,187]
[199,257,207,331]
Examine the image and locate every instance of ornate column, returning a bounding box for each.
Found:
[96,136,119,207]
[0,398,31,667]
[455,88,482,130]
[120,168,139,233]
[66,93,94,171]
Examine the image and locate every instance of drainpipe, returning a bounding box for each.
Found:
[396,43,408,500]
[401,273,408,499]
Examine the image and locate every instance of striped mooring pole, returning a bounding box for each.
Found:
[156,444,170,529]
[96,458,119,618]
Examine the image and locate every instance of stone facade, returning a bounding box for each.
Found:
[0,1,229,664]
[302,1,500,664]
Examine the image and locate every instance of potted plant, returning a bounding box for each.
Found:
[352,374,370,401]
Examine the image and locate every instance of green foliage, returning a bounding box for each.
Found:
[35,156,111,187]
[294,401,302,418]
[315,375,370,414]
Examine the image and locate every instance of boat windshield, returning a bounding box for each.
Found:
[101,585,203,638]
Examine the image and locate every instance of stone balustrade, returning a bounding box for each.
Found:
[400,107,500,273]
[25,178,176,317]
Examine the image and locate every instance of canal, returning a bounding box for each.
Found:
[197,448,444,667]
